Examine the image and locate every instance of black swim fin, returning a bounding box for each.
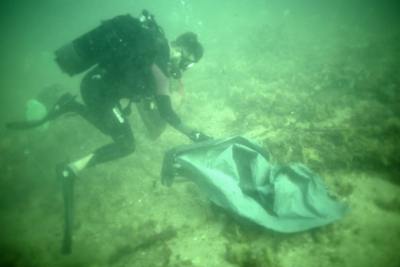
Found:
[6,93,77,131]
[56,162,76,255]
[6,119,48,130]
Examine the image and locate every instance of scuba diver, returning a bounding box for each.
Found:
[8,10,211,178]
[6,10,212,253]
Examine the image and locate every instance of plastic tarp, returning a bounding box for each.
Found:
[161,136,347,233]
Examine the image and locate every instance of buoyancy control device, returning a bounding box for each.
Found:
[54,10,164,77]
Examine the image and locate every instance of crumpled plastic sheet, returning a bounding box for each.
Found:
[161,136,347,233]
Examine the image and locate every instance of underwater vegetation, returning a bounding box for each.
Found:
[218,22,400,184]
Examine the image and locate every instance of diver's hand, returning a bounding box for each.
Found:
[189,131,213,143]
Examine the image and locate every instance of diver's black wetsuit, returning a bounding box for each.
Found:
[58,17,183,168]
[6,14,200,168]
[75,67,135,167]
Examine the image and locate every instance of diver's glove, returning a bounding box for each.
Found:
[189,130,213,143]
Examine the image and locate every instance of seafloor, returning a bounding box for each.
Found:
[1,4,400,267]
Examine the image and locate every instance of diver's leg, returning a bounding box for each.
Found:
[46,67,115,131]
[58,66,136,176]
[49,69,113,133]
[63,104,135,175]
[77,69,126,135]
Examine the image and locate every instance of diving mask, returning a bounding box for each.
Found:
[171,54,196,79]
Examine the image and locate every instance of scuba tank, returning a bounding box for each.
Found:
[55,10,161,77]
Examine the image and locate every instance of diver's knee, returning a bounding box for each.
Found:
[126,141,136,154]
[121,139,136,156]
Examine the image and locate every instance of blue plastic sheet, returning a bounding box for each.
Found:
[161,136,347,233]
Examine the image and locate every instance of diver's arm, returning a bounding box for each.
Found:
[151,63,192,136]
[151,63,212,142]
[154,94,192,136]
